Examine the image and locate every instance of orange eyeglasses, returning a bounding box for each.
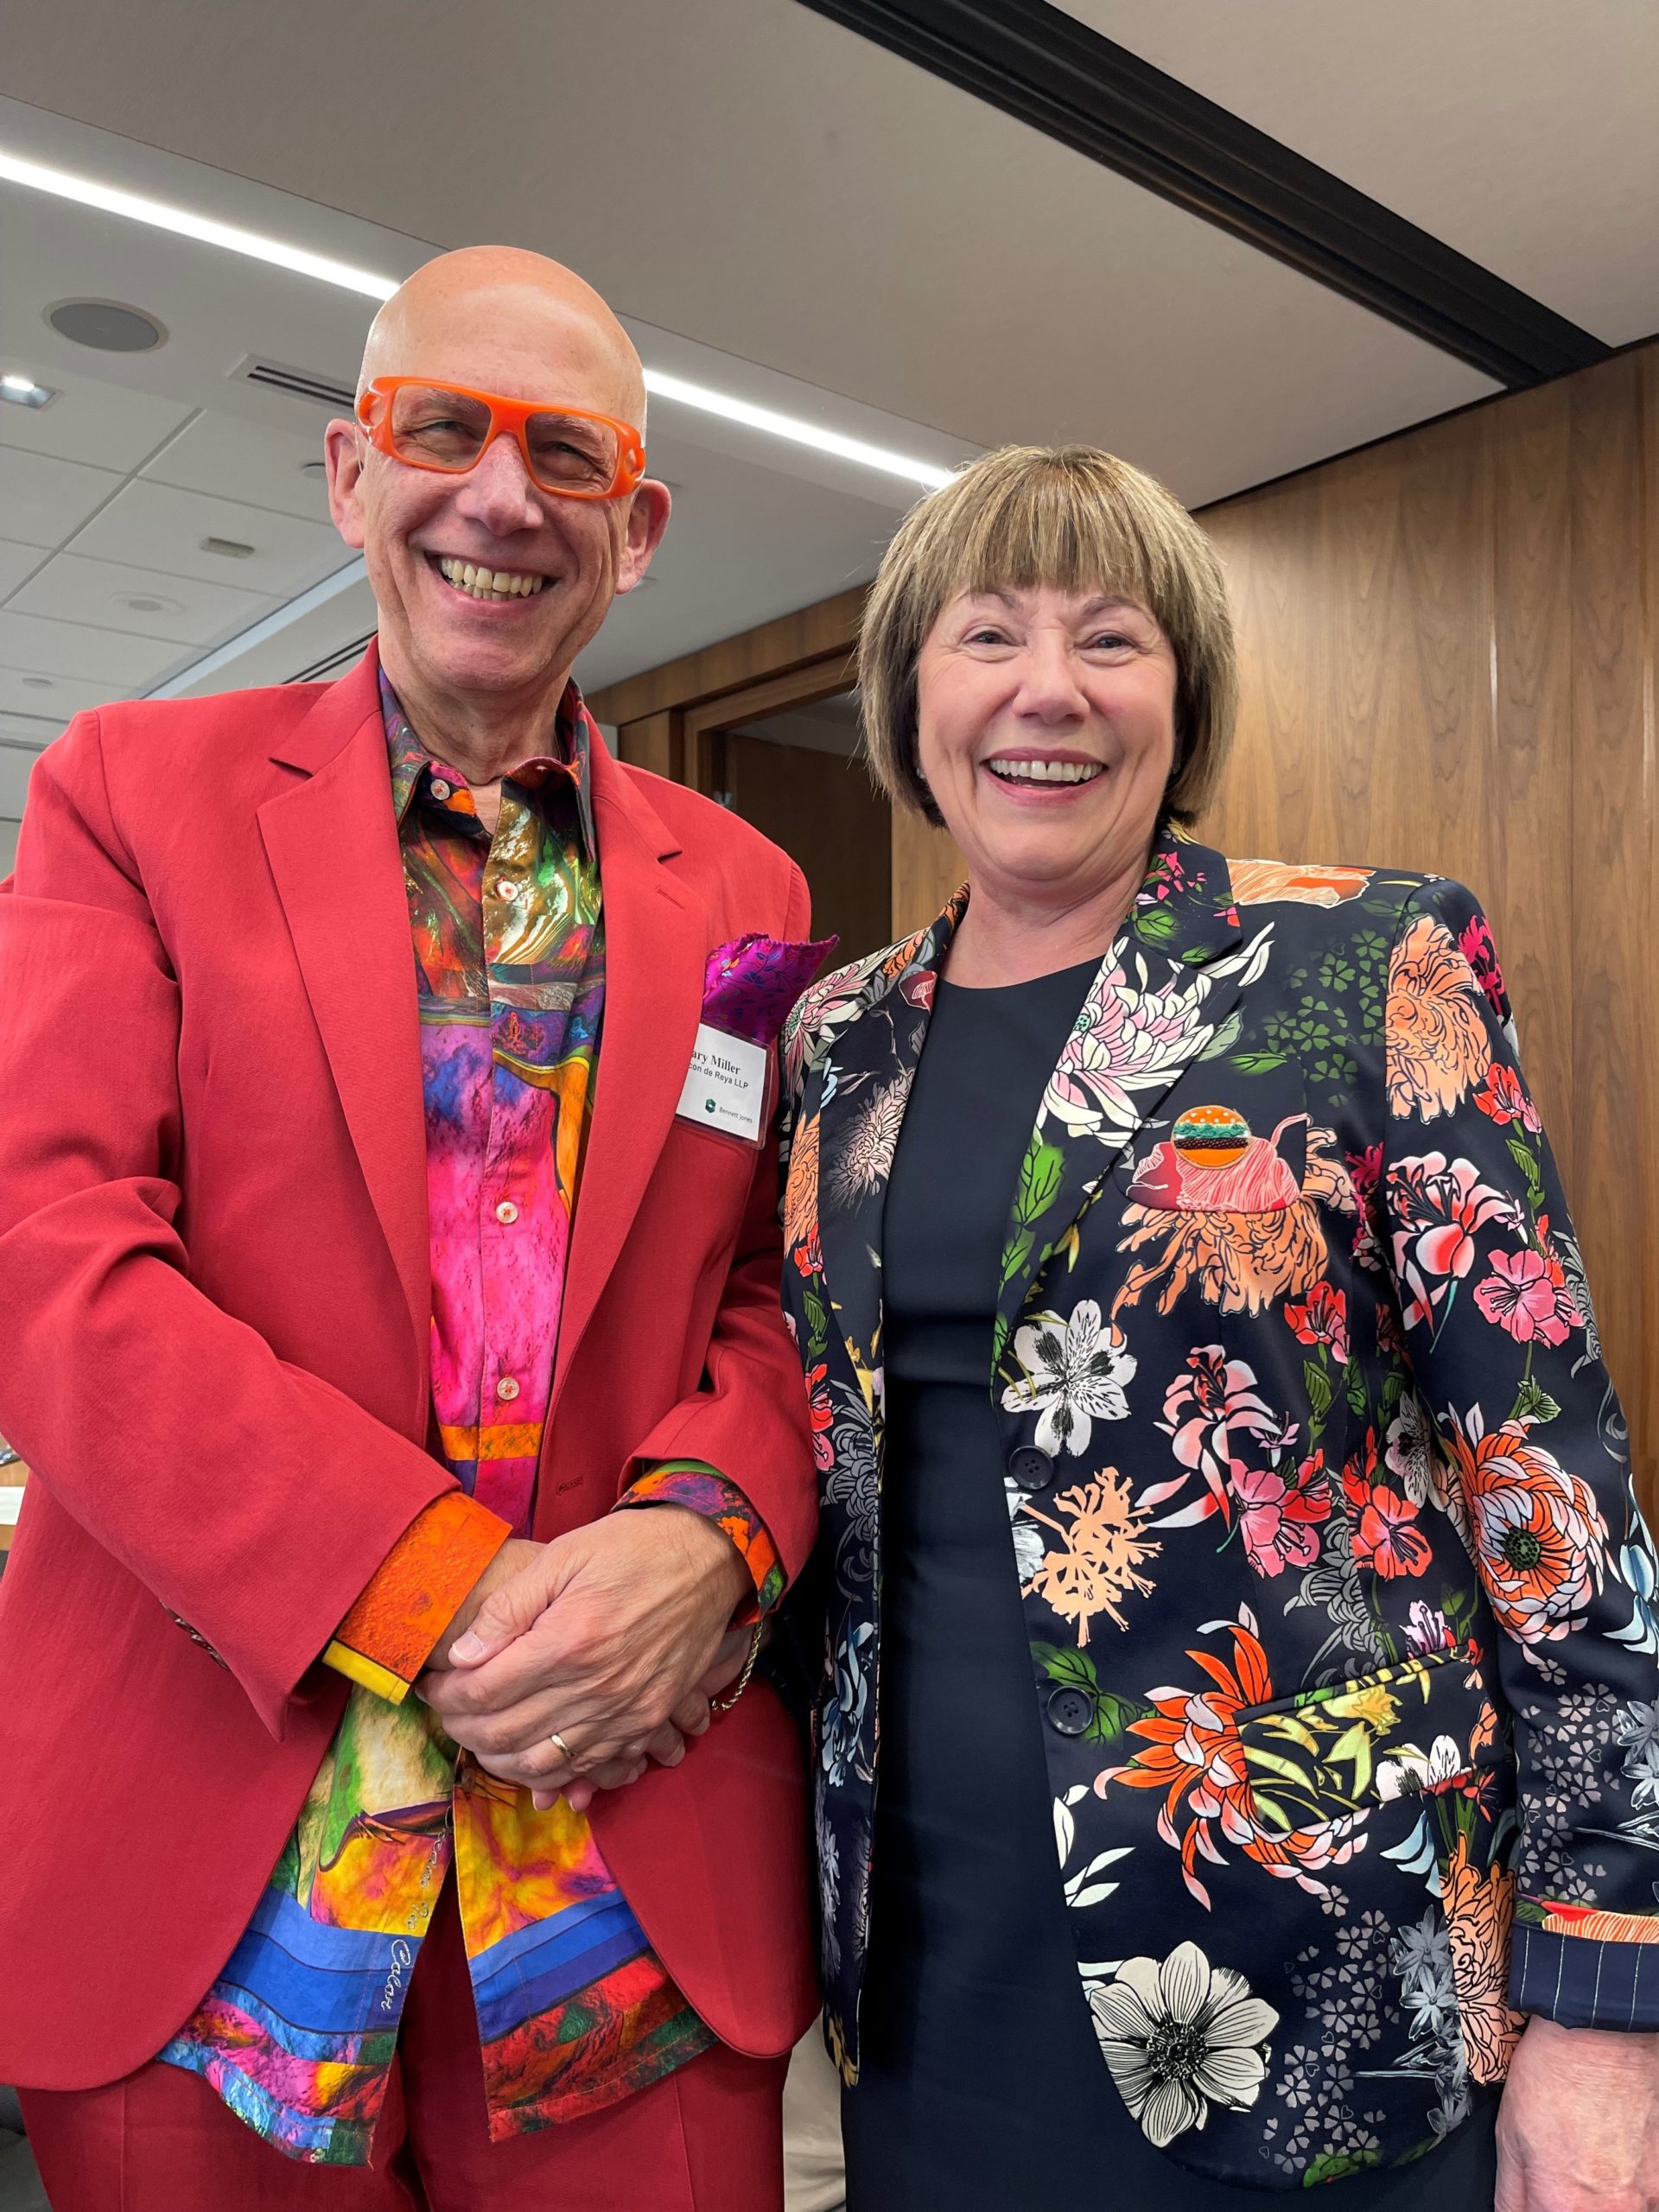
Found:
[356,377,647,500]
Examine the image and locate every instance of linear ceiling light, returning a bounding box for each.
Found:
[0,149,399,299]
[0,148,956,492]
[644,367,953,491]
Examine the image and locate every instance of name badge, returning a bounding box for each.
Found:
[676,1023,768,1143]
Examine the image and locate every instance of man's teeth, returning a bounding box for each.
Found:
[436,556,548,601]
[988,758,1103,785]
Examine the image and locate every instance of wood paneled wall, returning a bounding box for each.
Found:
[1201,343,1659,1504]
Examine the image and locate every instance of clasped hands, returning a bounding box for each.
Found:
[417,1506,755,1814]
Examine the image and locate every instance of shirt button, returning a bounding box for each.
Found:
[429,778,452,801]
[494,878,518,899]
[495,1199,519,1225]
[1046,1686,1093,1738]
[495,1376,519,1402]
[1007,1445,1055,1491]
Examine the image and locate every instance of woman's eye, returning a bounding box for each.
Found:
[1085,631,1132,652]
[965,626,1010,645]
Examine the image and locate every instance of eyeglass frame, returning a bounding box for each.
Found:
[355,376,648,501]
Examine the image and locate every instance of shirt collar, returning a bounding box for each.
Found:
[379,670,597,858]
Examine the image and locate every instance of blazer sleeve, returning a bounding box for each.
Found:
[0,713,469,1738]
[619,861,819,1589]
[1378,877,1659,2028]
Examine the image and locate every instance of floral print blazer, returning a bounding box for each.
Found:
[779,833,1659,2190]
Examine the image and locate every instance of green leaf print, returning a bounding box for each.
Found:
[1506,1133,1545,1213]
[1229,1051,1288,1074]
[1511,1375,1562,1427]
[1304,1359,1334,1431]
[1014,1136,1066,1226]
[1031,1643,1150,1744]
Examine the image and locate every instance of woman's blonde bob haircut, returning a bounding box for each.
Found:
[860,444,1237,827]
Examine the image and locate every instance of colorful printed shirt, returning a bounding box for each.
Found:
[158,676,777,2162]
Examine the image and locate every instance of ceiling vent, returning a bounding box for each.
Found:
[230,354,356,411]
[292,632,377,684]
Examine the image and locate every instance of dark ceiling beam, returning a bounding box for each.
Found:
[794,0,1610,387]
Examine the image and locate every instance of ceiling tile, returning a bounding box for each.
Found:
[9,550,276,645]
[0,447,123,550]
[67,480,352,595]
[0,749,39,820]
[0,711,60,746]
[0,360,194,473]
[0,542,50,598]
[0,610,181,688]
[143,409,337,523]
[0,666,127,721]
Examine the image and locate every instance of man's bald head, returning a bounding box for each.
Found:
[359,245,645,426]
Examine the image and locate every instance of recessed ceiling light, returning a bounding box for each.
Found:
[118,593,182,615]
[48,299,166,353]
[299,459,329,478]
[0,146,957,494]
[21,676,54,690]
[0,372,56,409]
[200,536,256,560]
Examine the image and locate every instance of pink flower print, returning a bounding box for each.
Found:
[1472,1249,1572,1347]
[1344,1143,1383,1203]
[1459,915,1507,1016]
[805,1363,836,1471]
[1405,1599,1455,1656]
[1388,1153,1519,1329]
[1353,1484,1433,1579]
[1228,1452,1329,1576]
[1284,1283,1350,1363]
[1474,1064,1541,1133]
[1144,1347,1278,1528]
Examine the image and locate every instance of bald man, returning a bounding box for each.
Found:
[0,247,823,2209]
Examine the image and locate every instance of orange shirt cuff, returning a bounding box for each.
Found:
[323,1491,512,1704]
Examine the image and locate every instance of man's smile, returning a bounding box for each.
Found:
[429,551,551,602]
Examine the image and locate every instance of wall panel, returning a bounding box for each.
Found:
[1203,344,1656,1503]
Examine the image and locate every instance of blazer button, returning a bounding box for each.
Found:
[1046,1685,1093,1738]
[1007,1444,1055,1490]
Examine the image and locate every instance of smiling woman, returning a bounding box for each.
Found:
[777,442,1659,2208]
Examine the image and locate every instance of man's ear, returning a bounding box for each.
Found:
[615,478,672,595]
[324,418,369,550]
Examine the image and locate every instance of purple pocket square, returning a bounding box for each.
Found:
[702,932,838,1048]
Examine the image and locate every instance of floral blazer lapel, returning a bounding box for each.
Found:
[992,837,1274,1369]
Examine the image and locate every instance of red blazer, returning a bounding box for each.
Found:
[0,647,819,2087]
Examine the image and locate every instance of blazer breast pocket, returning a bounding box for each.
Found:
[1235,1645,1503,1837]
[1122,1067,1311,1217]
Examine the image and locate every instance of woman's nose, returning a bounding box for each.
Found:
[1013,636,1090,721]
[451,432,546,535]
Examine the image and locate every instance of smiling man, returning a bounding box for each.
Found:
[0,247,823,2210]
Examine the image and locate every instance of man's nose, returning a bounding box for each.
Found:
[450,431,547,536]
[1014,633,1090,721]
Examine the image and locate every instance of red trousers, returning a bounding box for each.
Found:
[22,1881,788,2211]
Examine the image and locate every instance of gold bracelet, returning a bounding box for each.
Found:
[710,1618,766,1714]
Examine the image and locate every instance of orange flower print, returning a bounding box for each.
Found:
[1286,1283,1349,1362]
[1098,1609,1365,1906]
[784,1107,819,1257]
[1386,916,1493,1122]
[1024,1472,1160,1643]
[1115,1196,1328,1319]
[1440,1407,1609,1643]
[1228,858,1374,908]
[1474,1063,1541,1134]
[1443,1836,1524,2083]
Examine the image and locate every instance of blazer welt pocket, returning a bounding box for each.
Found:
[1235,1646,1502,1836]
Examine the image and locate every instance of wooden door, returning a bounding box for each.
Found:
[715,731,893,965]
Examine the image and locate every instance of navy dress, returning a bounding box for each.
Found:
[842,963,1498,2209]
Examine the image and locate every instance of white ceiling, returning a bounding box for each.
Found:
[0,0,1651,822]
[1070,0,1659,346]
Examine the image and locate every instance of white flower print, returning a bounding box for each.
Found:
[1001,1299,1135,1458]
[824,1076,908,1210]
[1006,1477,1046,1585]
[1043,931,1273,1148]
[1090,1942,1280,2148]
[1376,1734,1471,1802]
[1384,1394,1437,1506]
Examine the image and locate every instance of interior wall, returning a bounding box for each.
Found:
[1199,340,1659,1506]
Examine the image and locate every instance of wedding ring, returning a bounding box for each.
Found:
[549,1731,575,1766]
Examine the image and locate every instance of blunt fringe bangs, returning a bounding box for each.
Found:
[858,445,1237,828]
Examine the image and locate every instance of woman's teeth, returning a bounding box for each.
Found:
[436,556,547,601]
[988,758,1103,785]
